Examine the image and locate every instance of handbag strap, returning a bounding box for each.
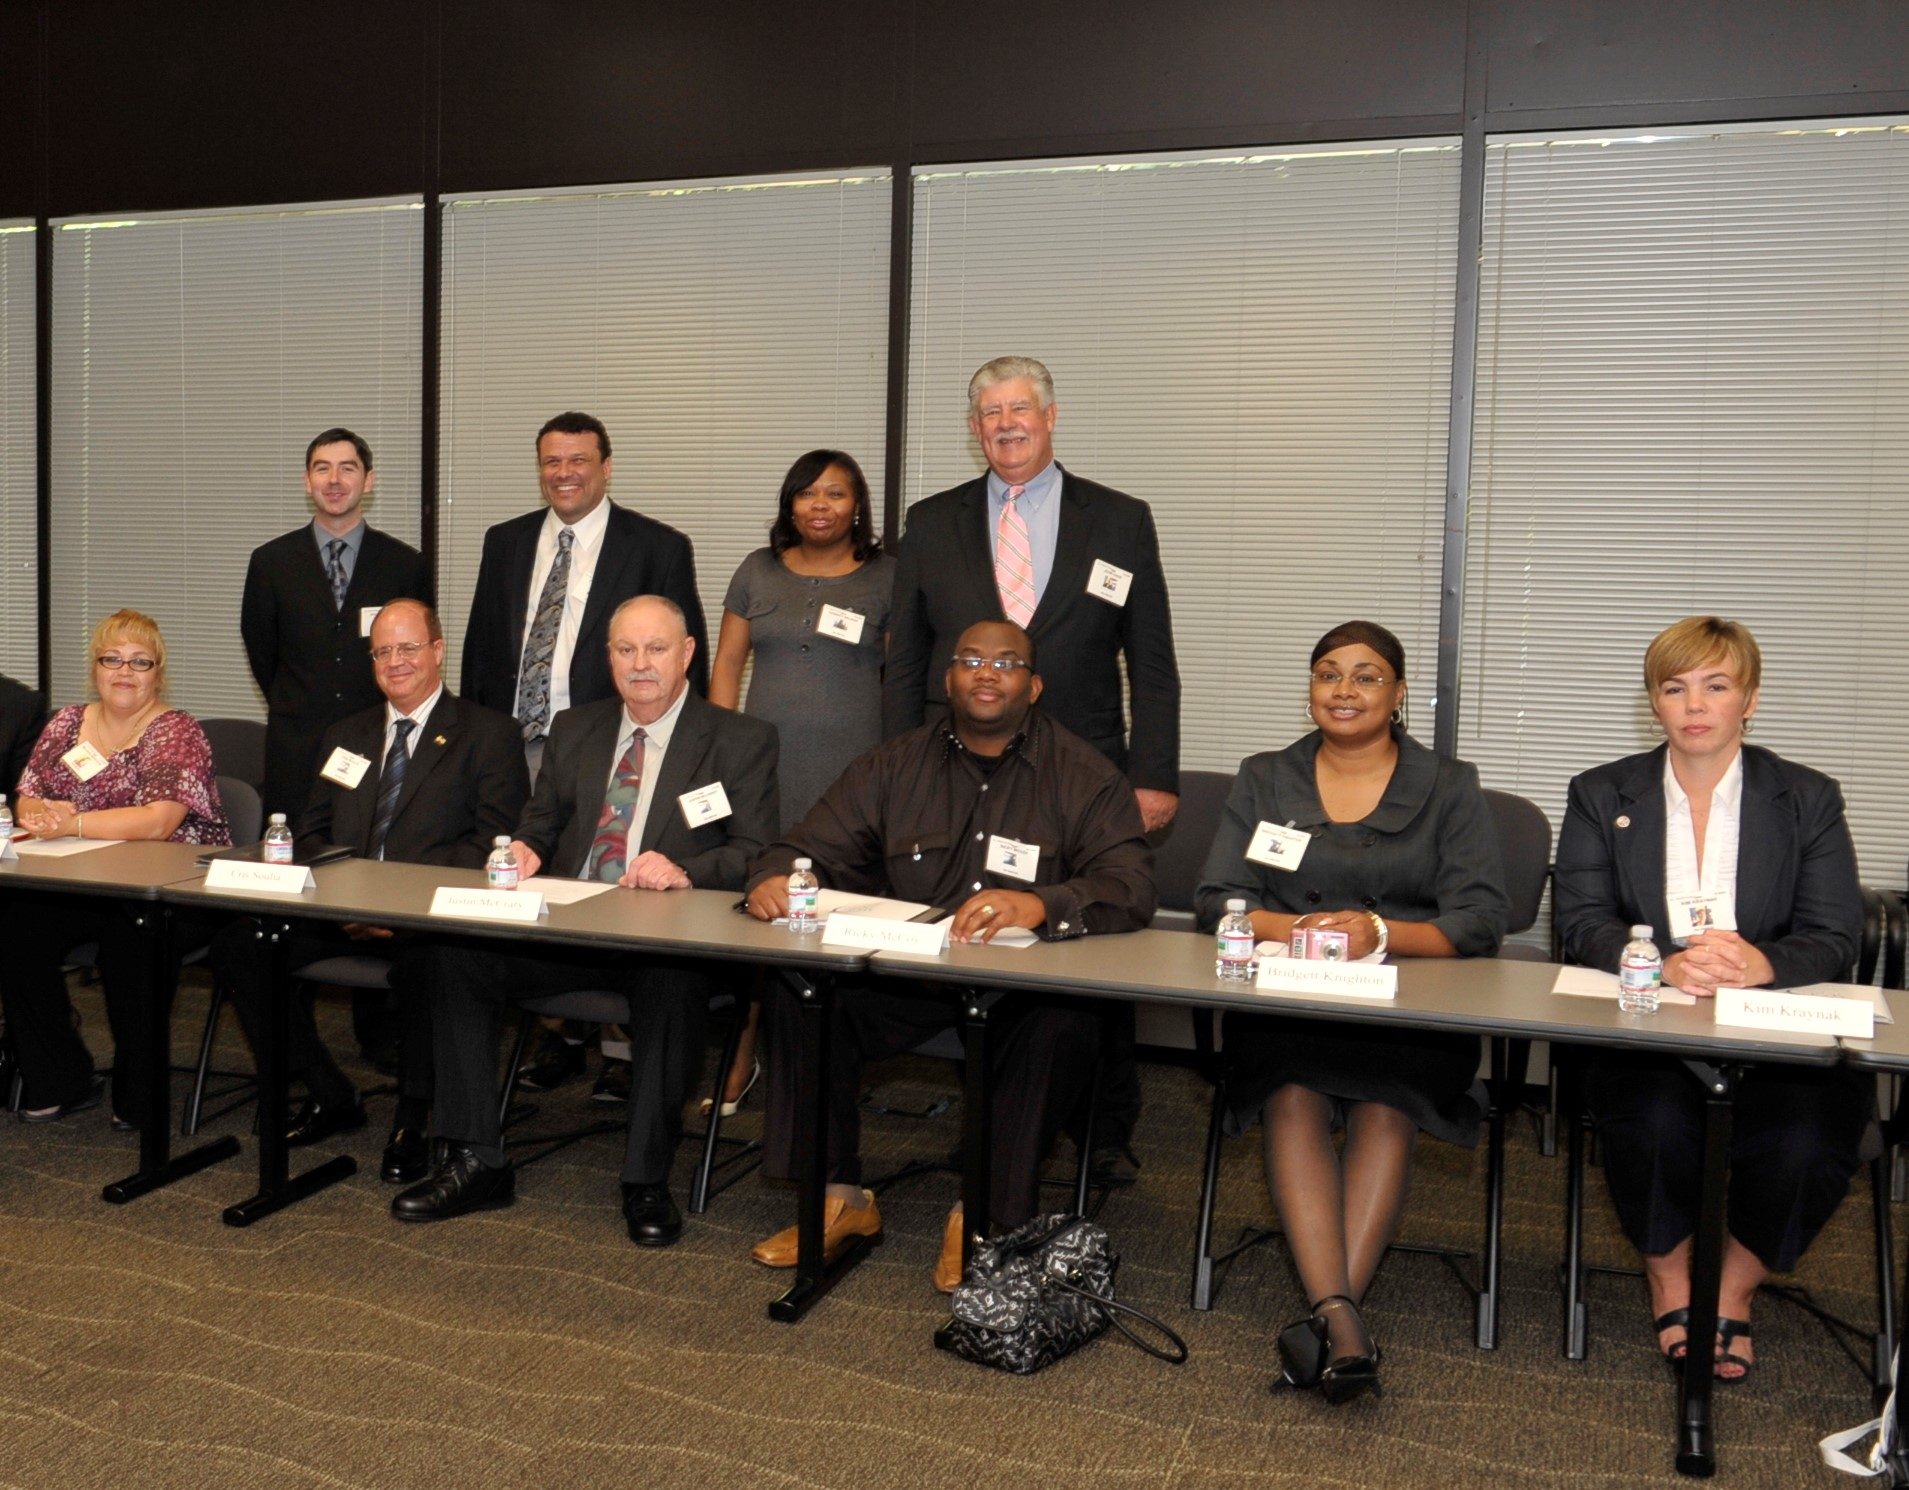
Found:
[1052,1278,1189,1365]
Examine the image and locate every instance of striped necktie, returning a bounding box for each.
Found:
[582,728,647,882]
[994,484,1037,627]
[369,718,415,860]
[325,539,349,610]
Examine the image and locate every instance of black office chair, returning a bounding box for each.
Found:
[198,719,267,795]
[1146,768,1237,1077]
[1188,787,1553,1355]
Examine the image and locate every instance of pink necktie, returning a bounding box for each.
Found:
[995,484,1037,626]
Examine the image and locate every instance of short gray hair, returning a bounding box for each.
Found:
[967,357,1055,418]
[607,594,688,638]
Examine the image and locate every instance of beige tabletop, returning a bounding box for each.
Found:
[0,839,212,899]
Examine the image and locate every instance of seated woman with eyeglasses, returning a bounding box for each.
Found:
[0,609,230,1129]
[1554,616,1864,1381]
[1195,621,1509,1404]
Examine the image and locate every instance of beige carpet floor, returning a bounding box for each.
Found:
[0,973,1896,1489]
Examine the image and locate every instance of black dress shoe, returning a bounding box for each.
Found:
[592,1059,632,1104]
[1088,1143,1141,1188]
[515,1030,587,1092]
[381,1125,431,1184]
[18,1072,105,1124]
[391,1145,515,1222]
[285,1096,367,1148]
[622,1182,683,1247]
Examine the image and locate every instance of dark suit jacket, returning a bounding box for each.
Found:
[241,523,433,820]
[1553,744,1861,990]
[296,690,528,869]
[882,467,1181,793]
[516,690,777,891]
[0,672,47,797]
[459,501,709,720]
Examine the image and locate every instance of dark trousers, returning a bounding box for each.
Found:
[1067,1000,1138,1153]
[426,943,709,1185]
[207,919,432,1109]
[0,894,183,1121]
[761,977,1099,1230]
[1588,1053,1872,1273]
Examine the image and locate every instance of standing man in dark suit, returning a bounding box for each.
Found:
[209,600,529,1182]
[394,596,777,1245]
[0,672,48,795]
[884,356,1182,1178]
[241,428,433,822]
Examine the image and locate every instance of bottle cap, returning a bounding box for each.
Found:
[494,836,510,846]
[1225,898,1246,912]
[793,857,813,869]
[268,812,286,824]
[1630,925,1652,939]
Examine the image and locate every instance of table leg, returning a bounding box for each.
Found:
[222,919,355,1226]
[1675,1059,1736,1479]
[770,970,870,1322]
[959,987,997,1267]
[102,904,240,1204]
[1477,1035,1507,1350]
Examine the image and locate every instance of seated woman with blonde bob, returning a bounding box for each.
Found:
[0,609,230,1128]
[1554,616,1864,1382]
[1195,620,1509,1403]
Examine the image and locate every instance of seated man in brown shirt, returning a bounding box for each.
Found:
[744,619,1155,1290]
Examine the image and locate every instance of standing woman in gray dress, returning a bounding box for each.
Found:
[1195,621,1509,1403]
[707,450,895,1108]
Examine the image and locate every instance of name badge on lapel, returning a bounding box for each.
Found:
[986,834,1039,883]
[359,605,382,638]
[1246,820,1309,871]
[62,741,109,782]
[1086,559,1133,607]
[1668,890,1737,944]
[679,782,732,828]
[319,747,372,790]
[816,604,866,645]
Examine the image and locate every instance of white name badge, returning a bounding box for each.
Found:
[986,834,1039,882]
[816,604,866,645]
[823,911,951,956]
[1086,558,1134,607]
[1668,890,1737,943]
[62,741,110,782]
[1246,821,1310,871]
[1256,958,1399,1000]
[679,781,732,828]
[320,746,372,789]
[1715,986,1872,1039]
[204,859,316,894]
[429,886,549,923]
[359,605,382,638]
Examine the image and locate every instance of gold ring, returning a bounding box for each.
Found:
[981,904,996,917]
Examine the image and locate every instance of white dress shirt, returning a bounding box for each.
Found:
[584,683,690,880]
[383,684,443,762]
[518,497,614,721]
[1663,748,1743,944]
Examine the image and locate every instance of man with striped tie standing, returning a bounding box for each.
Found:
[394,596,777,1244]
[884,357,1182,1184]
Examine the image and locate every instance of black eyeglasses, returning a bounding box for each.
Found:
[370,642,429,664]
[952,655,1031,673]
[96,654,157,672]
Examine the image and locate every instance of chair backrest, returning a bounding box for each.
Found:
[1482,788,1552,939]
[219,774,263,846]
[1147,768,1236,928]
[1856,886,1887,984]
[199,717,267,790]
[1885,890,1907,993]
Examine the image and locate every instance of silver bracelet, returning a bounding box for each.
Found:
[1364,910,1389,957]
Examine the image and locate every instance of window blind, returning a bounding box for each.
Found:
[0,222,34,687]
[438,170,893,689]
[1464,121,1909,885]
[906,143,1460,773]
[49,199,422,719]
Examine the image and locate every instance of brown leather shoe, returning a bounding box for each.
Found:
[750,1189,881,1267]
[934,1205,967,1294]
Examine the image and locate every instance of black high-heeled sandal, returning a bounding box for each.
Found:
[1312,1294,1382,1405]
[1273,1314,1328,1390]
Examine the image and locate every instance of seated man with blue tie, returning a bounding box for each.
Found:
[392,595,778,1245]
[209,600,528,1180]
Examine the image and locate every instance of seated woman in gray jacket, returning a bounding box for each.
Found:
[1555,615,1864,1382]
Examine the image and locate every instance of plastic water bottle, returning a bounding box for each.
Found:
[1215,898,1258,982]
[1619,924,1663,1014]
[0,794,13,846]
[787,857,820,934]
[486,836,520,890]
[261,812,294,864]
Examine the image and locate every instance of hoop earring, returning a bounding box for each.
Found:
[1743,719,1755,735]
[1647,718,1665,737]
[1390,706,1405,727]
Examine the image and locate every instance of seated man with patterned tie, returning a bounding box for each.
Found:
[209,599,527,1179]
[392,596,778,1246]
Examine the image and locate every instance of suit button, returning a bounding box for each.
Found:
[1361,834,1377,848]
[1361,896,1377,910]
[1306,890,1321,905]
[800,644,810,653]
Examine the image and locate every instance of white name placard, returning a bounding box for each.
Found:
[429,886,549,923]
[204,859,317,894]
[1715,987,1874,1039]
[823,911,951,956]
[1255,959,1398,1000]
[0,834,15,861]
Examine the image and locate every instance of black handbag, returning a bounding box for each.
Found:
[937,1212,1189,1374]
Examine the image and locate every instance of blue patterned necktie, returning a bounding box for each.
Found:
[581,728,646,882]
[369,718,416,860]
[325,538,349,610]
[515,527,575,741]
